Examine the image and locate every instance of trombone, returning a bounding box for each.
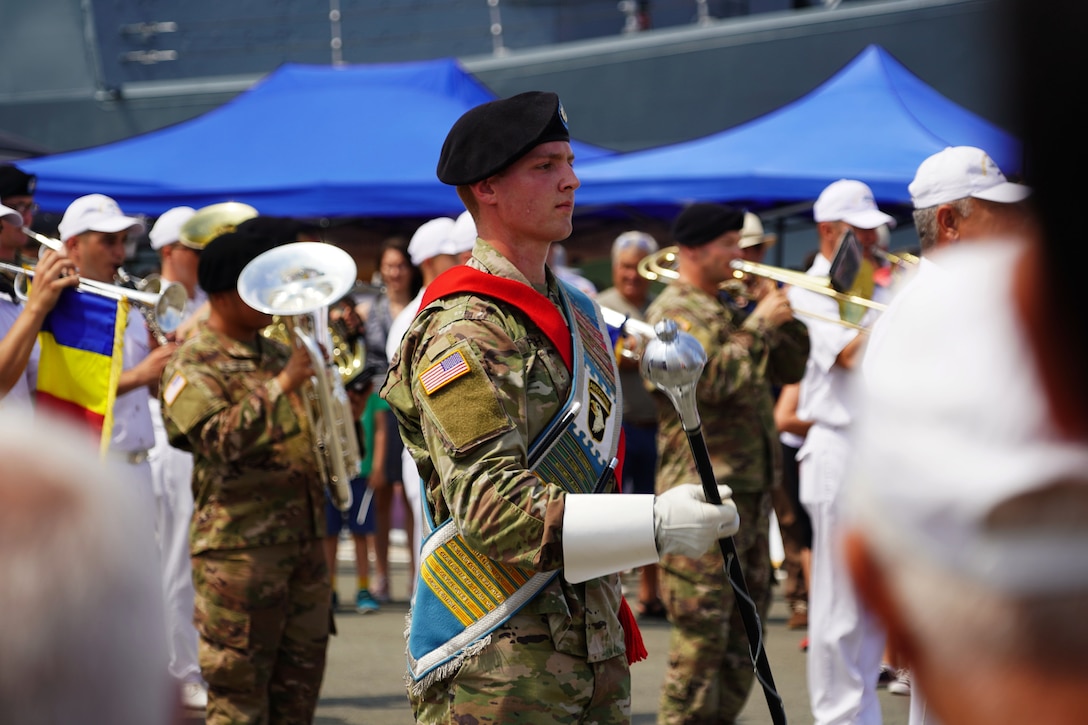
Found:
[637,244,885,329]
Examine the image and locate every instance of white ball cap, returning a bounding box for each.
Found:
[449,210,477,256]
[407,216,456,267]
[909,146,1032,210]
[813,179,896,230]
[58,193,145,241]
[0,203,21,227]
[148,206,197,250]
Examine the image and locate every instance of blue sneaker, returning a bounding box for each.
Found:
[356,588,380,614]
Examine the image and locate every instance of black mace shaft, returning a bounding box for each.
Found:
[638,317,786,725]
[685,426,786,725]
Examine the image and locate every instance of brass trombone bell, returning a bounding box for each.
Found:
[636,246,679,282]
[179,202,258,249]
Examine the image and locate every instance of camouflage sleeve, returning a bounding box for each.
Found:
[393,305,568,572]
[649,295,770,407]
[161,351,302,463]
[764,318,811,386]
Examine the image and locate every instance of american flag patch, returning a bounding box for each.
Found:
[419,350,470,395]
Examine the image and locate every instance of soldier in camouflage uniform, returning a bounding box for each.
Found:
[646,203,809,725]
[381,92,741,724]
[160,229,330,724]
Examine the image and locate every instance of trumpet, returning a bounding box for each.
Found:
[237,241,362,512]
[19,226,187,342]
[0,259,188,336]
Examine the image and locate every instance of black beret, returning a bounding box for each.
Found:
[198,230,276,294]
[671,203,746,247]
[437,91,570,185]
[0,164,36,199]
[235,215,310,247]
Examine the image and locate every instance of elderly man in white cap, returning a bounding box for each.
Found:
[385,211,477,588]
[855,150,1033,722]
[145,205,209,711]
[0,204,79,407]
[909,146,1033,255]
[865,147,1034,385]
[788,179,896,725]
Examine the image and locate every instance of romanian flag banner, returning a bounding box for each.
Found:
[36,288,127,455]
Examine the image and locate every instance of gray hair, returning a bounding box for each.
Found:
[0,412,170,725]
[912,197,973,252]
[611,230,659,264]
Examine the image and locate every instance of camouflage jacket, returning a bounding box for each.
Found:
[647,282,809,495]
[160,329,325,555]
[381,240,626,664]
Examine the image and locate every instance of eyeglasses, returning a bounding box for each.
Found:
[5,201,38,215]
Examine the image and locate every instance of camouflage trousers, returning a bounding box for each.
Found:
[410,610,631,724]
[192,539,331,725]
[657,490,773,725]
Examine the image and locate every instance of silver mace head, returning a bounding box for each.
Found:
[639,318,707,432]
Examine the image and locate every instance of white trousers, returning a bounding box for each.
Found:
[401,448,424,588]
[800,425,885,725]
[148,399,203,685]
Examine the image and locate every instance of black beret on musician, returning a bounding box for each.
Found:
[0,164,36,199]
[198,230,276,294]
[437,91,570,186]
[236,215,310,246]
[671,203,746,248]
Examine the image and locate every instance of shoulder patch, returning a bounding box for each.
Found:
[419,350,470,395]
[415,341,514,455]
[163,373,187,406]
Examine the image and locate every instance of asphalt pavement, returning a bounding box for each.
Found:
[185,542,912,724]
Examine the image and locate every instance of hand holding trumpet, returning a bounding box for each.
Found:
[23,249,79,318]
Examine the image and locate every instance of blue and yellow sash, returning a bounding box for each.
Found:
[407,274,622,691]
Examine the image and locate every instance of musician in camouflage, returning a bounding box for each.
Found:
[382,92,740,724]
[160,229,330,724]
[646,203,809,725]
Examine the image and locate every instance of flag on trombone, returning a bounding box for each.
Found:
[35,288,128,456]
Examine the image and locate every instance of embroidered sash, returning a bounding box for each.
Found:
[406,272,622,691]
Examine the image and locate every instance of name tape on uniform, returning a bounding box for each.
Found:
[419,350,470,395]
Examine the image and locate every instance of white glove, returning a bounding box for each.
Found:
[654,483,740,557]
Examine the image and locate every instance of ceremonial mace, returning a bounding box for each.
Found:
[640,318,787,725]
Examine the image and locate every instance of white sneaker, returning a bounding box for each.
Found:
[888,669,911,696]
[181,681,208,709]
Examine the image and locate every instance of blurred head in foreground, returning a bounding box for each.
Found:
[0,412,171,725]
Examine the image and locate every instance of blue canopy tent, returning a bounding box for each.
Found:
[20,59,612,218]
[574,45,1021,211]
